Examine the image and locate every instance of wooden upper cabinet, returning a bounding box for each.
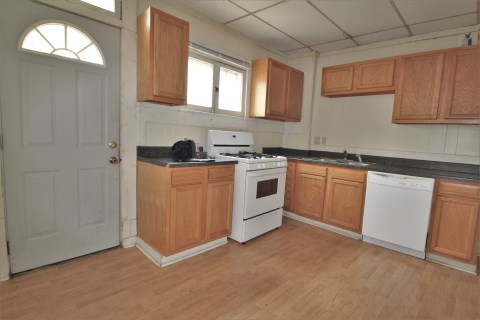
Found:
[393,46,479,124]
[286,68,304,121]
[137,7,189,105]
[250,57,304,121]
[393,52,445,122]
[439,46,480,123]
[321,58,396,97]
[354,59,396,92]
[321,65,354,95]
[266,60,289,119]
[427,180,480,265]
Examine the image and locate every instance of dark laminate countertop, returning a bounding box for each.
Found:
[138,156,238,168]
[137,146,237,168]
[264,148,480,183]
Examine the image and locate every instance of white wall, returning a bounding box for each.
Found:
[286,26,480,164]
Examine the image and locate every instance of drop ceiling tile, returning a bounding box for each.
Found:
[232,0,283,12]
[180,0,247,23]
[410,13,478,35]
[228,16,302,51]
[311,39,357,53]
[394,0,477,24]
[354,27,410,45]
[311,0,404,36]
[283,47,313,55]
[255,1,345,46]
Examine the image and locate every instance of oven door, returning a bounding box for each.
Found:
[244,167,286,219]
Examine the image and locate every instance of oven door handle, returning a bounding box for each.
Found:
[246,167,286,177]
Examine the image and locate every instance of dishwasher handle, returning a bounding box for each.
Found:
[367,171,434,191]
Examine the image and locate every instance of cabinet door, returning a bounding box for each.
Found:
[427,196,479,264]
[393,52,445,122]
[284,161,296,211]
[440,47,480,122]
[206,180,233,240]
[321,65,354,95]
[354,59,396,92]
[286,68,304,121]
[137,7,189,105]
[170,183,205,253]
[293,173,325,220]
[323,178,365,232]
[266,60,288,119]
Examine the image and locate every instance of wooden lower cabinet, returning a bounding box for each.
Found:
[206,180,234,240]
[284,161,296,211]
[293,163,327,221]
[288,163,366,233]
[170,183,205,253]
[323,168,366,233]
[137,161,234,256]
[427,180,480,264]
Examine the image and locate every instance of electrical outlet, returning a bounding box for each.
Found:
[321,137,327,145]
[313,136,320,144]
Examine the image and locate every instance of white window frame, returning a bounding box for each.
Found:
[17,19,106,68]
[187,44,249,117]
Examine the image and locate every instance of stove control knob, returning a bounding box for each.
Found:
[262,163,266,169]
[257,164,262,169]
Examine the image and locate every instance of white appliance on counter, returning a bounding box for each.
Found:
[362,171,435,259]
[207,130,287,243]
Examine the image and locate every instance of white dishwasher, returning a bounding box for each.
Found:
[362,171,435,259]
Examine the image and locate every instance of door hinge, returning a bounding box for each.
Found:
[6,241,10,255]
[0,133,3,150]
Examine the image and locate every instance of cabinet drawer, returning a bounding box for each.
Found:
[208,166,235,182]
[297,163,326,176]
[328,168,365,183]
[171,169,204,186]
[437,180,480,200]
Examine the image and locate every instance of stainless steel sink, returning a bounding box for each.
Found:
[309,158,373,167]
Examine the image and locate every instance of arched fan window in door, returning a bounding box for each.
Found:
[18,20,105,67]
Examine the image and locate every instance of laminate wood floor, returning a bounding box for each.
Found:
[1,218,479,320]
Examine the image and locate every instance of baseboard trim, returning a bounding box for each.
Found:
[426,253,478,275]
[121,236,137,248]
[283,211,362,240]
[136,237,228,267]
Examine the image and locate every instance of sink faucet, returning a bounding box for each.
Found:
[356,154,363,163]
[343,149,348,159]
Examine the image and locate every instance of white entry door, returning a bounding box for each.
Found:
[1,0,120,273]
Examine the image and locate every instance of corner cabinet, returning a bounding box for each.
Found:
[323,168,366,233]
[284,161,296,212]
[321,57,396,97]
[137,162,234,256]
[137,7,189,105]
[393,46,479,124]
[250,57,304,121]
[427,179,480,265]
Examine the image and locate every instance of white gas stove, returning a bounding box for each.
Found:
[208,130,287,243]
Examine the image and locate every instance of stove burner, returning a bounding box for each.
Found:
[220,151,278,159]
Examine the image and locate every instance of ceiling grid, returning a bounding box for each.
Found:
[180,0,480,54]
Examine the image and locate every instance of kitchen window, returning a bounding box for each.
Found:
[187,43,248,117]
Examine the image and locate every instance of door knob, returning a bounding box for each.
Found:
[109,156,119,164]
[109,141,118,149]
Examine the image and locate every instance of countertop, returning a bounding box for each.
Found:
[138,156,238,168]
[264,148,480,183]
[137,146,237,168]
